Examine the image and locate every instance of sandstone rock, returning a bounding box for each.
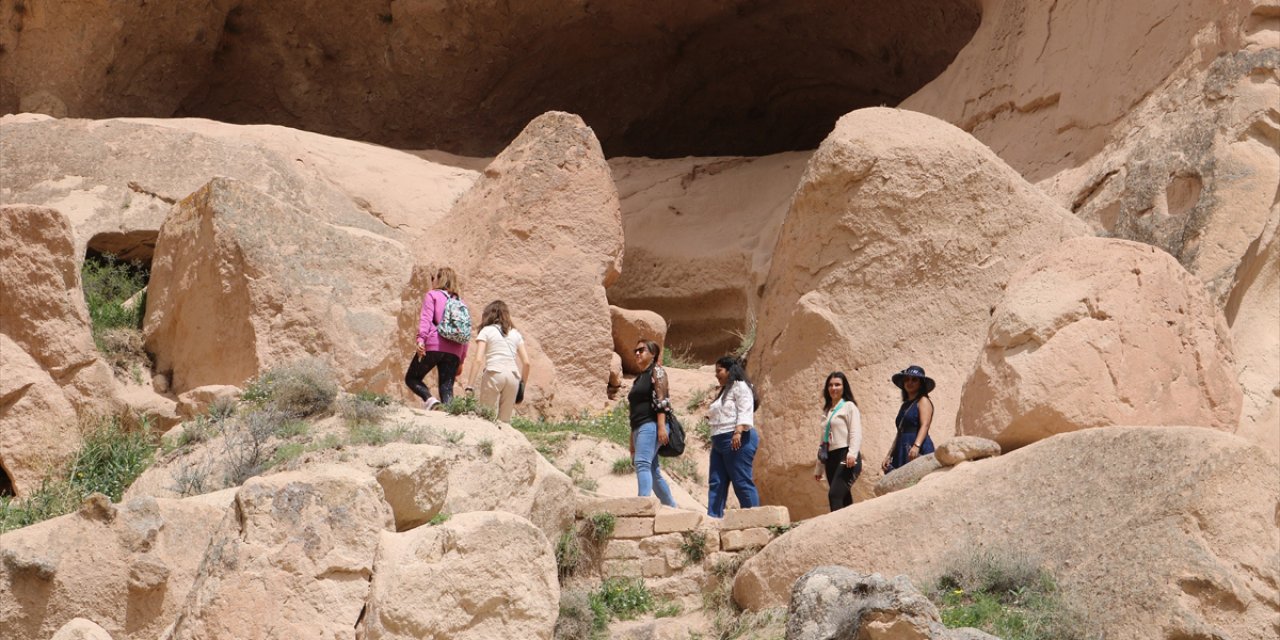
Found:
[735,427,1280,640]
[0,495,225,640]
[612,517,657,539]
[174,385,241,419]
[611,305,668,374]
[359,511,558,640]
[933,437,1001,466]
[721,528,772,552]
[433,111,623,412]
[786,567,947,640]
[609,352,625,389]
[751,107,1088,518]
[607,153,810,359]
[0,117,477,262]
[958,237,1242,449]
[874,454,943,497]
[0,205,117,494]
[167,466,393,640]
[367,446,449,531]
[51,619,115,640]
[722,506,789,531]
[144,177,413,394]
[653,508,702,534]
[578,496,659,518]
[1229,213,1280,459]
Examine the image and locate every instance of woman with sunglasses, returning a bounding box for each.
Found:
[627,340,677,507]
[882,364,937,473]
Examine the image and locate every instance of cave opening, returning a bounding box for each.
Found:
[0,462,13,498]
[178,0,982,158]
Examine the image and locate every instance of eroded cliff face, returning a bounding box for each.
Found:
[0,0,980,158]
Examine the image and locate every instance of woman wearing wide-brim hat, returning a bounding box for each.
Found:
[881,364,937,473]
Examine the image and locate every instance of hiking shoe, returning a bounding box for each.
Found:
[424,397,440,411]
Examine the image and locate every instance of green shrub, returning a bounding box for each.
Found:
[653,601,683,618]
[442,395,497,421]
[0,415,155,533]
[555,530,585,579]
[610,456,634,475]
[478,439,494,457]
[680,530,708,564]
[207,396,237,422]
[590,577,654,621]
[554,589,605,640]
[694,419,713,448]
[661,344,700,369]
[339,391,392,426]
[220,407,287,486]
[584,512,616,543]
[428,512,450,526]
[81,253,147,346]
[241,359,338,418]
[510,403,631,449]
[930,549,1091,640]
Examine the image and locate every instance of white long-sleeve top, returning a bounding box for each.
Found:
[707,381,755,436]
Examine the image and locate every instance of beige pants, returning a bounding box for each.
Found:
[479,369,520,422]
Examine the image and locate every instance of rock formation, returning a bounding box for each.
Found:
[606,153,809,358]
[735,427,1280,640]
[0,205,116,495]
[166,466,393,640]
[750,107,1088,518]
[959,237,1242,449]
[0,494,225,640]
[432,112,624,411]
[902,0,1280,456]
[144,178,413,394]
[358,512,559,640]
[610,306,668,374]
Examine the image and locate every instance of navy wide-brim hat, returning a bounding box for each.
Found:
[892,365,936,396]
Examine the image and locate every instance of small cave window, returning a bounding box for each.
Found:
[0,463,15,498]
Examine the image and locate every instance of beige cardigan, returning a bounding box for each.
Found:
[814,401,863,472]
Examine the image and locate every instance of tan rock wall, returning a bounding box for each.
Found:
[751,107,1087,518]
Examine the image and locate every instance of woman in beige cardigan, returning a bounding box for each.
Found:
[812,371,863,511]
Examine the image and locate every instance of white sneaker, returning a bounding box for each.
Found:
[424,398,440,411]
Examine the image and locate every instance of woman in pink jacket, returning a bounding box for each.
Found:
[405,267,469,410]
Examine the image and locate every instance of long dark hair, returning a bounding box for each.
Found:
[480,300,514,336]
[639,340,661,371]
[714,356,760,410]
[822,371,857,411]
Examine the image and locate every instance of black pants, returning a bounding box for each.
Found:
[823,447,862,512]
[404,351,460,404]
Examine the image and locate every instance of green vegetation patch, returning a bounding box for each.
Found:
[930,549,1091,640]
[511,403,631,449]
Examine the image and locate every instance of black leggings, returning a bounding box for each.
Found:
[823,447,862,512]
[404,352,460,404]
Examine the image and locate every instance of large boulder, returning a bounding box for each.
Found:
[432,111,624,412]
[786,567,956,640]
[735,427,1280,640]
[902,0,1279,456]
[0,495,225,640]
[166,466,393,640]
[144,178,413,394]
[959,237,1242,449]
[750,107,1088,518]
[0,116,478,261]
[0,205,116,495]
[358,512,559,640]
[610,305,668,374]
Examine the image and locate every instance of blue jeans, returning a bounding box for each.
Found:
[707,429,760,518]
[633,421,677,507]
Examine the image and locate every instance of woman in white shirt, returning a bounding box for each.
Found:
[705,356,761,518]
[812,371,863,511]
[464,301,531,422]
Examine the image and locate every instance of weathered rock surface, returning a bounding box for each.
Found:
[606,153,809,358]
[51,619,115,640]
[433,112,623,411]
[933,437,1001,466]
[0,495,225,640]
[175,385,240,419]
[958,237,1242,449]
[0,115,477,261]
[873,454,943,498]
[0,205,116,495]
[736,427,1280,640]
[786,567,953,640]
[166,466,393,640]
[751,107,1088,518]
[358,511,558,640]
[144,178,412,394]
[611,306,668,374]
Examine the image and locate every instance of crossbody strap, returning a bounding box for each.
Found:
[895,399,919,433]
[823,400,845,444]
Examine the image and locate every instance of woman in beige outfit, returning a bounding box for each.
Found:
[812,371,863,511]
[464,301,531,422]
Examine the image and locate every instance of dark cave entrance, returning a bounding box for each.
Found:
[179,0,981,157]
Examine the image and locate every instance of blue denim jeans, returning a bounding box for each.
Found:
[633,420,677,507]
[707,429,760,518]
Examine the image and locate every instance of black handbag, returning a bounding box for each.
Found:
[515,380,525,404]
[658,410,686,457]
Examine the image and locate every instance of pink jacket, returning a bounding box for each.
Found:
[416,289,469,361]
